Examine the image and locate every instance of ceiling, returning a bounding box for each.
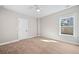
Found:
[2,5,74,18]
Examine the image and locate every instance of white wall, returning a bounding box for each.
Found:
[17,14,37,39]
[37,18,41,36]
[76,8,79,42]
[27,17,37,38]
[40,6,79,44]
[0,7,18,43]
[0,7,37,43]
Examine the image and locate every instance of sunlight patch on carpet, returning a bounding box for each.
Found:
[41,40,57,43]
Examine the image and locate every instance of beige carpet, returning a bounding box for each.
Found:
[0,37,79,54]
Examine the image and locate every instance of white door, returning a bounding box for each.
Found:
[18,18,28,40]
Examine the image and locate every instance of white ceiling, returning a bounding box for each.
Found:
[2,5,74,18]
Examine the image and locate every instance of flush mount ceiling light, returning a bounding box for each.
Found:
[34,5,40,12]
[36,9,40,12]
[32,5,40,17]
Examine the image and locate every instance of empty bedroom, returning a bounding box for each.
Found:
[0,5,79,54]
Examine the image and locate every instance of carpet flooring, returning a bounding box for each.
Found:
[0,37,79,54]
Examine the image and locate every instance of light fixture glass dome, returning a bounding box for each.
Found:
[36,9,40,12]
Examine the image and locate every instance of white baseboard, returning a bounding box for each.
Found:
[0,36,37,46]
[0,39,21,46]
[41,36,79,45]
[0,36,79,46]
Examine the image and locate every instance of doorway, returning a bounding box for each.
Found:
[18,18,28,40]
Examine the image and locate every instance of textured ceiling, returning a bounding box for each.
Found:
[3,5,74,18]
